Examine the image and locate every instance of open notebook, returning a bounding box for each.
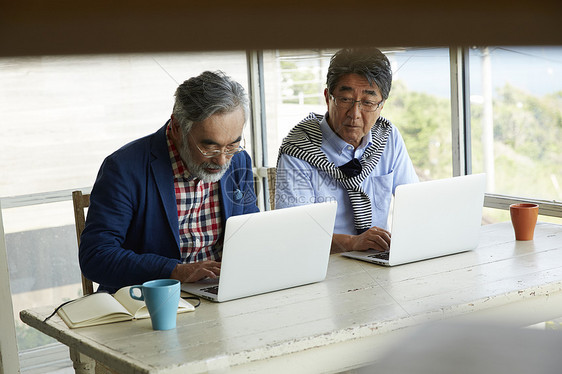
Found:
[182,201,337,302]
[342,174,486,266]
[56,286,194,328]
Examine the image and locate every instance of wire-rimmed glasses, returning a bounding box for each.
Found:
[330,95,383,112]
[191,136,245,158]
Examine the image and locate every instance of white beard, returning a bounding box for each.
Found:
[178,139,231,183]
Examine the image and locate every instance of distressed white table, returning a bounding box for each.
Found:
[20,222,562,373]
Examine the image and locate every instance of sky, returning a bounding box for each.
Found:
[389,46,562,98]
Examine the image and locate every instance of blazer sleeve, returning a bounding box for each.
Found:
[79,148,180,293]
[220,151,260,221]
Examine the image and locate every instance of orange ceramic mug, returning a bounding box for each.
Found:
[509,203,539,241]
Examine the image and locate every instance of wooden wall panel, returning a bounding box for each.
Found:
[1,0,561,56]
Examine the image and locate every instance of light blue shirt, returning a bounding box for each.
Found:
[275,114,418,235]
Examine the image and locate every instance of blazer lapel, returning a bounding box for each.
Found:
[150,124,180,250]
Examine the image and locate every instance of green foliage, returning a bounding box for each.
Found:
[382,79,561,201]
[280,60,324,105]
[383,80,452,180]
[492,84,562,163]
[471,83,562,198]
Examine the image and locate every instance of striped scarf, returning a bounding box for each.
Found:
[277,113,391,233]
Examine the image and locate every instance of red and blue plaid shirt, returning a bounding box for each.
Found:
[166,124,223,263]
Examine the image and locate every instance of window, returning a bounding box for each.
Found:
[0,52,250,197]
[261,47,561,222]
[468,46,562,223]
[0,51,249,356]
[262,47,452,178]
[382,48,452,181]
[261,49,332,167]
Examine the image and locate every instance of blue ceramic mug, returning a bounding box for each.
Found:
[129,279,181,330]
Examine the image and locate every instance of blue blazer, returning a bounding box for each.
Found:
[79,124,259,293]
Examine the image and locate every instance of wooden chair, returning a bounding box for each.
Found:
[267,167,276,210]
[72,190,94,296]
[72,191,120,373]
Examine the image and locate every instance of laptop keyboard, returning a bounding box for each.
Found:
[201,285,219,295]
[367,251,390,260]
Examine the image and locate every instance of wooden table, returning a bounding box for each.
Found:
[20,222,562,373]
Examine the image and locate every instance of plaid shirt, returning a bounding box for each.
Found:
[166,124,223,263]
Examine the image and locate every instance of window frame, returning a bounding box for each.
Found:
[448,46,562,218]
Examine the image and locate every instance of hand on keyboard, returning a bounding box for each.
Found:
[170,260,221,283]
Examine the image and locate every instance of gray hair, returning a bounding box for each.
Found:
[326,48,392,100]
[172,71,248,133]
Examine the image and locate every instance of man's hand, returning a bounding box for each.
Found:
[170,260,221,283]
[331,226,391,253]
[350,226,391,252]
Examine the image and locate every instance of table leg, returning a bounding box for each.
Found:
[69,347,95,374]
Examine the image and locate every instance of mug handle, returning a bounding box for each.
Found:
[129,285,144,301]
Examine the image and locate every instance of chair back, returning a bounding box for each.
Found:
[267,167,276,210]
[72,191,94,295]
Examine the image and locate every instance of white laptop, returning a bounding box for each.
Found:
[181,201,337,302]
[342,174,486,266]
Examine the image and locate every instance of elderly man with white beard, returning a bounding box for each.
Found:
[79,71,259,294]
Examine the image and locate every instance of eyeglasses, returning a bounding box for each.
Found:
[191,135,245,158]
[330,95,383,112]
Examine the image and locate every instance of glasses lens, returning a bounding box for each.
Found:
[360,102,378,112]
[225,146,243,156]
[333,96,352,109]
[333,96,379,112]
[203,150,221,158]
[201,147,243,158]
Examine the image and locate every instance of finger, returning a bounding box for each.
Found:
[204,266,221,277]
[203,269,219,279]
[369,226,391,238]
[369,235,390,251]
[374,236,390,251]
[374,226,391,236]
[200,262,221,273]
[368,227,391,246]
[378,231,391,246]
[187,268,217,282]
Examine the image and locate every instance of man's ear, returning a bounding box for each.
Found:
[169,116,182,144]
[324,88,330,106]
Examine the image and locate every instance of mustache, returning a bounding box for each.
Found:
[201,162,227,171]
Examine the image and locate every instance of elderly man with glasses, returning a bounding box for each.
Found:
[276,48,418,254]
[80,71,258,294]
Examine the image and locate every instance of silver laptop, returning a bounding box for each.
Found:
[181,201,337,302]
[342,174,486,266]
